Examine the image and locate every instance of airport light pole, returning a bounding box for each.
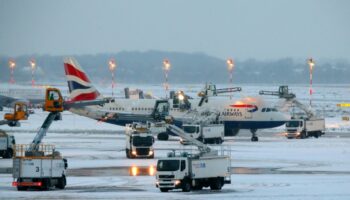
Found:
[108,58,117,97]
[8,59,16,84]
[163,59,171,99]
[29,58,36,87]
[308,58,315,107]
[226,58,234,98]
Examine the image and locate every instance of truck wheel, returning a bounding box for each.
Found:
[160,188,169,192]
[17,186,28,191]
[56,175,66,189]
[8,121,18,127]
[17,179,28,191]
[251,136,258,142]
[41,179,50,190]
[193,183,203,190]
[300,132,307,139]
[182,181,191,192]
[126,149,130,158]
[157,132,169,141]
[210,178,222,190]
[315,131,322,138]
[218,138,223,144]
[202,182,210,188]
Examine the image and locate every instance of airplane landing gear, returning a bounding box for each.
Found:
[250,129,258,142]
[157,132,169,141]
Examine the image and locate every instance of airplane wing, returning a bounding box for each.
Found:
[0,94,48,110]
[0,95,17,108]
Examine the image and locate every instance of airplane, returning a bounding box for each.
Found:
[64,57,289,142]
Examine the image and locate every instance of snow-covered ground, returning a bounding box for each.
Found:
[1,84,350,199]
[0,129,350,199]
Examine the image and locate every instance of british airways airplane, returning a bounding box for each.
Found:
[64,57,289,142]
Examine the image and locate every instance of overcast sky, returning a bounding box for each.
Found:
[0,0,349,60]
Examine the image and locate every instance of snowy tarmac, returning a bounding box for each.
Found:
[0,108,350,199]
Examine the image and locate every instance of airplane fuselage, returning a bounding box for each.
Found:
[70,97,288,136]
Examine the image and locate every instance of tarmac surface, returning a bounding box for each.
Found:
[0,130,350,199]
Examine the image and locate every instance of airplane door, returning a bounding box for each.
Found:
[245,108,253,119]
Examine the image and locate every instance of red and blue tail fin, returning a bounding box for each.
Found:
[64,57,101,101]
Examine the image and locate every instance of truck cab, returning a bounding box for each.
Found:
[0,130,15,158]
[156,157,188,192]
[180,125,200,145]
[125,123,155,158]
[285,120,304,138]
[285,118,325,139]
[156,152,231,192]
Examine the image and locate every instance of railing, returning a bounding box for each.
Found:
[13,144,60,159]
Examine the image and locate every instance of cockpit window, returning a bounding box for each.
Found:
[262,108,278,112]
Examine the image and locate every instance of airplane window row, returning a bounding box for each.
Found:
[131,107,153,111]
[261,108,278,112]
[111,107,183,112]
[226,109,240,112]
[109,107,125,111]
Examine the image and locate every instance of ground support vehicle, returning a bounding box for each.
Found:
[125,122,155,158]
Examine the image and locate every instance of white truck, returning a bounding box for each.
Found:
[0,130,15,158]
[12,144,68,191]
[125,122,155,159]
[285,118,325,139]
[156,153,231,192]
[155,125,231,192]
[259,86,326,139]
[180,124,224,145]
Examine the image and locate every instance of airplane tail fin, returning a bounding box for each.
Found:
[64,57,102,101]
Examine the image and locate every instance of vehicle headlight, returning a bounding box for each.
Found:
[148,150,153,156]
[296,132,301,136]
[149,165,156,176]
[131,166,138,176]
[132,150,137,155]
[175,180,181,185]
